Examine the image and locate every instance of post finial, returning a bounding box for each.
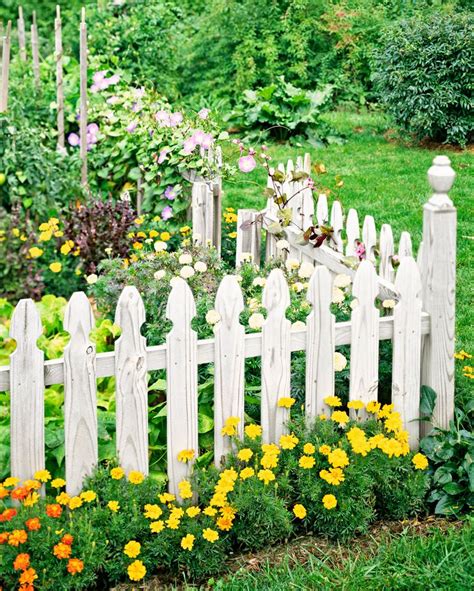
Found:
[427,155,455,207]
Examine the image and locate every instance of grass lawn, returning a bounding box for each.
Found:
[222,111,474,410]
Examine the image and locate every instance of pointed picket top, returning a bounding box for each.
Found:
[116,285,146,335]
[316,193,328,226]
[330,200,343,252]
[362,215,377,262]
[345,208,360,256]
[215,275,244,328]
[296,155,303,170]
[10,299,45,483]
[398,231,413,257]
[352,260,378,302]
[286,159,294,176]
[379,223,394,282]
[395,256,422,302]
[306,266,335,417]
[262,268,291,315]
[303,153,311,175]
[63,291,94,337]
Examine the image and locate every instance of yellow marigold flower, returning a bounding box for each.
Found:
[377,403,394,419]
[177,449,195,463]
[23,492,40,507]
[319,444,331,456]
[277,397,296,408]
[128,471,145,485]
[203,528,219,543]
[181,534,195,551]
[170,507,185,519]
[33,469,51,482]
[136,231,147,239]
[303,443,316,455]
[39,230,53,242]
[56,492,71,505]
[124,540,141,558]
[133,241,143,250]
[51,478,66,489]
[331,410,350,425]
[110,467,125,480]
[384,412,403,433]
[237,448,253,462]
[80,490,97,503]
[216,515,234,531]
[178,480,193,500]
[322,494,337,510]
[260,453,279,469]
[107,500,120,512]
[144,504,162,520]
[3,476,20,487]
[38,223,50,231]
[412,453,429,470]
[23,479,41,491]
[320,467,345,486]
[328,449,349,469]
[261,443,280,455]
[228,231,237,238]
[257,469,275,485]
[319,414,327,421]
[166,517,180,530]
[60,241,74,255]
[347,400,364,410]
[245,424,263,440]
[279,433,299,450]
[299,455,315,469]
[68,496,83,510]
[186,506,201,518]
[128,559,146,582]
[159,492,175,503]
[149,230,159,239]
[180,225,191,235]
[323,395,342,407]
[366,400,381,414]
[203,506,217,517]
[150,520,165,533]
[221,424,237,436]
[134,217,144,225]
[160,231,171,241]
[293,504,306,519]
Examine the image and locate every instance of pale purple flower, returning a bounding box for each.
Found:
[93,71,107,83]
[68,132,80,147]
[170,112,183,127]
[198,108,210,120]
[161,205,173,220]
[134,87,145,98]
[86,132,98,145]
[126,121,138,133]
[155,110,171,126]
[107,95,120,105]
[158,148,170,164]
[355,241,366,260]
[200,133,213,150]
[183,137,197,155]
[238,155,257,173]
[164,185,177,200]
[87,123,99,135]
[108,74,121,85]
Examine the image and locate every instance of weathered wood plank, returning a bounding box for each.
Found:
[236,209,261,267]
[55,6,64,149]
[362,215,377,263]
[192,181,214,247]
[379,223,395,282]
[330,200,344,252]
[79,8,88,185]
[398,231,413,257]
[345,208,360,257]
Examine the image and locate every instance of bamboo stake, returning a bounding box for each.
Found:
[18,6,26,61]
[79,8,88,186]
[55,5,64,149]
[0,21,11,113]
[31,11,40,86]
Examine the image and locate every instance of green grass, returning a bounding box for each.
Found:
[222,111,474,409]
[211,519,474,591]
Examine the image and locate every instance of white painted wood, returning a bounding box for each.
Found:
[330,200,343,252]
[115,287,148,476]
[0,21,11,113]
[63,292,98,494]
[9,300,45,482]
[398,231,413,258]
[79,8,88,185]
[17,7,26,61]
[417,240,424,272]
[345,208,360,256]
[286,159,294,177]
[306,266,335,418]
[31,12,40,86]
[303,153,311,175]
[300,185,315,231]
[236,209,261,267]
[379,223,395,282]
[212,147,223,255]
[296,155,303,170]
[192,181,214,247]
[261,270,291,443]
[392,258,422,448]
[421,156,456,432]
[214,276,245,467]
[55,6,64,149]
[349,261,380,405]
[362,215,377,262]
[316,194,328,226]
[166,278,198,499]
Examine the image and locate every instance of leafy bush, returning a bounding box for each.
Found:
[374,13,474,146]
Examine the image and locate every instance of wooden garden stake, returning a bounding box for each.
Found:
[55,5,64,149]
[18,6,27,61]
[0,21,11,113]
[79,8,88,186]
[31,11,40,86]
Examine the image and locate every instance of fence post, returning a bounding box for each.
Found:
[79,8,88,186]
[192,181,214,247]
[17,7,26,61]
[420,155,456,432]
[236,209,261,267]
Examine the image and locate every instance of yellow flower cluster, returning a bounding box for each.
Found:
[221,416,241,437]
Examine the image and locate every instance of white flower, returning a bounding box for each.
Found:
[292,320,306,331]
[334,273,351,288]
[194,261,207,273]
[239,252,253,264]
[292,282,304,293]
[154,270,166,281]
[248,297,260,312]
[276,239,289,250]
[334,352,347,372]
[332,287,345,304]
[206,309,221,325]
[286,258,300,271]
[179,253,192,265]
[180,265,195,279]
[248,312,265,330]
[350,299,359,310]
[252,277,266,287]
[154,241,168,252]
[382,299,396,309]
[298,262,314,279]
[235,274,243,283]
[86,273,98,285]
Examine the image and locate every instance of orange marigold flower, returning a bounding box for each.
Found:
[25,518,41,531]
[67,558,84,575]
[19,567,37,585]
[216,515,234,531]
[0,486,9,499]
[8,530,28,546]
[0,532,9,544]
[11,487,28,501]
[53,542,72,559]
[61,534,74,546]
[0,508,17,522]
[13,553,30,571]
[46,504,63,518]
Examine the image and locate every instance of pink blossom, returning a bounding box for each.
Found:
[170,112,183,127]
[198,108,210,120]
[93,70,107,84]
[355,241,366,260]
[107,95,120,104]
[158,148,170,164]
[68,133,80,147]
[238,155,257,173]
[108,74,121,85]
[87,123,99,135]
[161,205,173,220]
[183,137,197,155]
[200,133,213,150]
[126,121,138,133]
[306,178,315,190]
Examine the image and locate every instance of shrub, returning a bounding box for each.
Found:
[374,13,474,146]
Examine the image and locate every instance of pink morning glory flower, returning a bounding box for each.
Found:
[158,148,170,164]
[93,70,107,84]
[164,185,177,200]
[161,205,173,220]
[108,74,121,85]
[355,241,366,260]
[126,121,138,133]
[198,108,210,120]
[238,155,257,173]
[170,112,183,127]
[183,137,197,155]
[68,133,80,147]
[87,123,99,135]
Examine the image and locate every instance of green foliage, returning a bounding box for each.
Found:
[374,12,474,146]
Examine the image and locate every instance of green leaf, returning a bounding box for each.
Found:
[420,385,437,417]
[198,412,214,434]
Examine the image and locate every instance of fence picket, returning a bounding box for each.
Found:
[306,266,335,418]
[303,153,311,175]
[362,215,377,262]
[166,278,198,499]
[349,261,379,404]
[115,287,148,476]
[330,200,343,252]
[192,181,214,247]
[316,193,328,226]
[10,300,45,482]
[379,223,394,282]
[236,209,261,267]
[31,12,40,86]
[63,292,98,494]
[345,208,360,256]
[214,276,245,467]
[17,7,26,61]
[398,231,413,257]
[261,269,291,443]
[392,257,422,448]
